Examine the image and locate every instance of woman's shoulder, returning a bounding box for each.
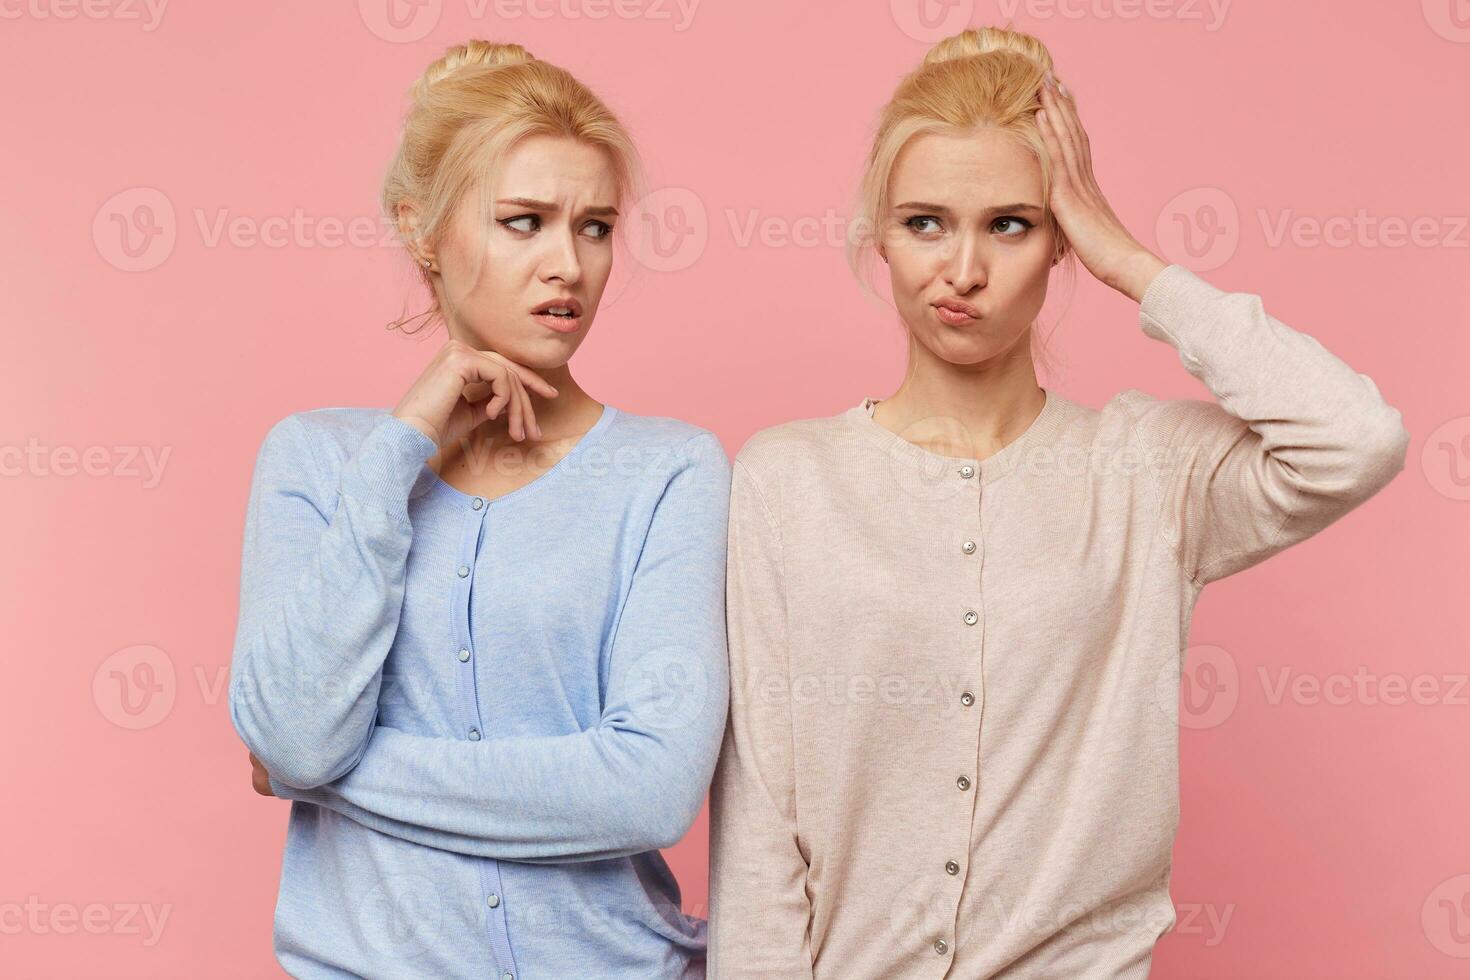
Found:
[248,406,397,497]
[260,405,393,462]
[600,407,731,472]
[277,405,393,441]
[732,405,865,477]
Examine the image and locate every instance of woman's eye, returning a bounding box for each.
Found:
[994,217,1034,236]
[500,215,539,233]
[904,215,942,234]
[584,221,613,240]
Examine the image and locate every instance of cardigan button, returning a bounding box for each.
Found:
[960,691,975,706]
[957,775,971,791]
[962,540,976,554]
[457,564,470,578]
[935,938,950,955]
[487,893,500,908]
[945,860,960,875]
[458,648,471,663]
[472,497,484,510]
[468,727,481,741]
[958,465,974,479]
[963,610,978,626]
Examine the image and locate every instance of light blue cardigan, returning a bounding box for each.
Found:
[228,404,731,979]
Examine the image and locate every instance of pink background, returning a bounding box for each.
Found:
[3,1,1468,977]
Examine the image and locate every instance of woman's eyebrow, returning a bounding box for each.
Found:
[495,197,620,218]
[893,201,1042,216]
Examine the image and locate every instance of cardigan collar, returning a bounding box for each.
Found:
[843,387,1068,486]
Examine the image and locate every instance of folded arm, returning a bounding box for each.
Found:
[229,413,439,788]
[271,432,734,864]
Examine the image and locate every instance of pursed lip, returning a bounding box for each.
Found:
[932,297,981,318]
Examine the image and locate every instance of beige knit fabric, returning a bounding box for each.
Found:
[707,264,1409,979]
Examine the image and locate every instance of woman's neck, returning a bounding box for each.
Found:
[872,340,1045,461]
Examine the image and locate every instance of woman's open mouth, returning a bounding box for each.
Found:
[531,299,584,333]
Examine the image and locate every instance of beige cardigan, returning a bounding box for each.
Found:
[707,264,1409,979]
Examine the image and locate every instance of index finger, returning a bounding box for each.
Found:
[484,351,560,399]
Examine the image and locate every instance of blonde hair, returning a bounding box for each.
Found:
[848,26,1075,371]
[381,40,643,334]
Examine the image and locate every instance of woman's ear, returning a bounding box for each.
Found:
[397,201,437,271]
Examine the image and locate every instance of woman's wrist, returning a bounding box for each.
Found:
[1108,248,1170,304]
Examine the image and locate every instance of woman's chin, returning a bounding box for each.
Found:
[463,326,586,369]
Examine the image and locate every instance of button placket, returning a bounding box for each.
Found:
[450,495,520,979]
[944,462,984,961]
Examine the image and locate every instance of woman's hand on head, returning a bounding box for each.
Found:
[249,752,276,797]
[1037,74,1167,303]
[392,338,560,451]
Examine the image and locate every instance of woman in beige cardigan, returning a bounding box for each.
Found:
[707,26,1408,980]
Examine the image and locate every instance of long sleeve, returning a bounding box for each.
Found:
[270,431,733,864]
[707,459,814,979]
[229,412,439,788]
[1118,264,1411,587]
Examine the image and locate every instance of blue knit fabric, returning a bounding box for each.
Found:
[228,404,730,979]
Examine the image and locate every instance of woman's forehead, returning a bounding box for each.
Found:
[890,129,1042,206]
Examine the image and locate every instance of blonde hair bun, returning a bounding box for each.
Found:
[414,40,536,100]
[922,27,1054,73]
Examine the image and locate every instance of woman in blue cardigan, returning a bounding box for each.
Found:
[229,40,730,980]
